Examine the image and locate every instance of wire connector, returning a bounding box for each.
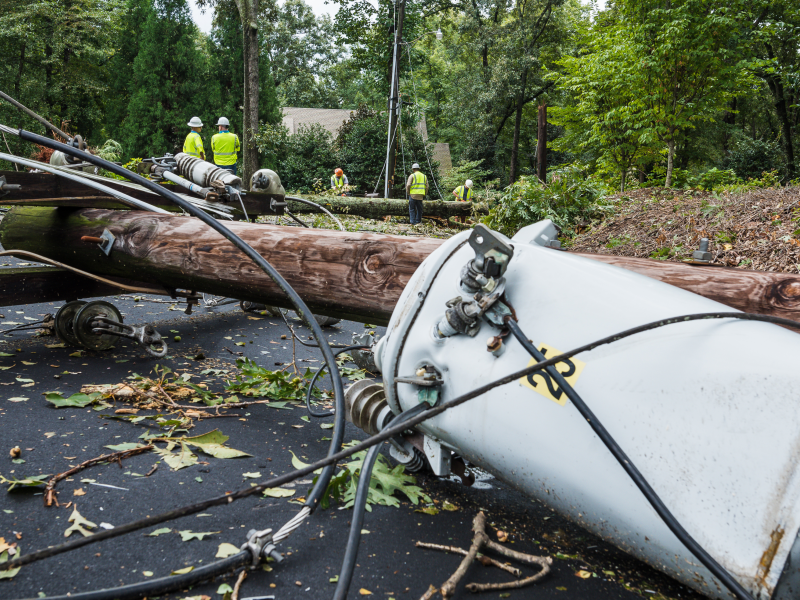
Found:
[242,528,283,569]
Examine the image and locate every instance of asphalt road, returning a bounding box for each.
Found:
[0,266,705,600]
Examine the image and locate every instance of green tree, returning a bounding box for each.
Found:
[621,0,754,187]
[121,0,210,157]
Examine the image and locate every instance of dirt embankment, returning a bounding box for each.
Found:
[567,187,800,273]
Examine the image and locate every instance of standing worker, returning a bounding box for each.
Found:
[331,168,349,195]
[211,117,241,175]
[406,163,428,225]
[184,117,205,161]
[452,179,473,202]
[452,179,473,223]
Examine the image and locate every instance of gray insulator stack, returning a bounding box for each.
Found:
[344,380,393,436]
[175,153,242,190]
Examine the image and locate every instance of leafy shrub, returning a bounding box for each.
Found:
[723,137,785,181]
[689,168,740,191]
[441,159,493,192]
[482,167,609,237]
[718,169,782,193]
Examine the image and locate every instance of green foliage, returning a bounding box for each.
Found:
[723,137,786,181]
[482,167,609,237]
[314,442,431,511]
[254,122,337,193]
[224,358,316,400]
[690,168,740,191]
[441,159,493,192]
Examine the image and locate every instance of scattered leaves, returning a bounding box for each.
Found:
[262,488,295,498]
[216,543,240,558]
[64,506,97,537]
[147,528,172,537]
[178,531,219,542]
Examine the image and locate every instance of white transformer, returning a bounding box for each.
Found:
[373,220,800,600]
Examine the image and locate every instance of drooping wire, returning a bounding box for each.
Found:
[504,318,754,600]
[305,345,372,418]
[9,310,799,576]
[333,402,429,600]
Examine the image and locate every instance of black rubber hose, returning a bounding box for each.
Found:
[8,311,800,572]
[333,402,429,600]
[18,552,249,600]
[17,128,346,514]
[505,318,755,600]
[306,345,372,418]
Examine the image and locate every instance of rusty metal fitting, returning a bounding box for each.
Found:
[486,335,505,357]
[80,236,103,244]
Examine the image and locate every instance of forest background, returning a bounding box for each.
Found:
[0,0,798,205]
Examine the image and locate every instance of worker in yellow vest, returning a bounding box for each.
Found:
[184,117,205,160]
[452,179,474,202]
[405,163,428,225]
[211,117,241,175]
[452,179,473,223]
[331,168,349,194]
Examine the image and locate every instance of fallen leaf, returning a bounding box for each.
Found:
[442,501,459,511]
[171,566,194,575]
[178,530,220,542]
[73,489,86,496]
[359,589,373,596]
[153,442,197,471]
[496,530,508,543]
[242,472,261,479]
[45,392,98,408]
[44,432,56,438]
[216,583,233,594]
[180,430,251,459]
[64,506,97,537]
[104,443,146,451]
[8,397,29,403]
[142,571,154,577]
[44,343,66,349]
[215,542,240,558]
[21,361,36,366]
[0,546,21,580]
[262,488,295,498]
[415,506,439,516]
[146,528,172,537]
[576,570,592,579]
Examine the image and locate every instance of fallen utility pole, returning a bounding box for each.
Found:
[2,206,800,324]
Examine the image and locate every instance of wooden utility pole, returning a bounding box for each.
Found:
[234,0,260,188]
[384,0,405,199]
[536,104,547,183]
[4,207,800,324]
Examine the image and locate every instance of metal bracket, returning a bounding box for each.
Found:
[92,317,168,357]
[0,175,21,199]
[98,229,116,256]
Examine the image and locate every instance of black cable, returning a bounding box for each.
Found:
[333,402,429,600]
[17,128,346,515]
[306,345,372,418]
[18,552,250,600]
[505,318,755,600]
[7,311,800,572]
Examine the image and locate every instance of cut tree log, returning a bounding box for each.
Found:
[2,206,800,324]
[286,196,486,219]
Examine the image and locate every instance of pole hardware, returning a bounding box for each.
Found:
[168,289,201,314]
[91,316,168,358]
[692,238,712,263]
[0,175,21,198]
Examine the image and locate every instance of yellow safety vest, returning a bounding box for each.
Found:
[454,185,473,202]
[409,171,427,195]
[183,131,204,158]
[211,131,240,166]
[331,175,346,190]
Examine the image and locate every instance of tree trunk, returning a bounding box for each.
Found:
[665,137,675,187]
[536,104,547,184]
[384,0,405,198]
[286,196,485,218]
[4,207,800,324]
[238,0,260,189]
[765,75,796,180]
[509,69,527,184]
[14,42,26,98]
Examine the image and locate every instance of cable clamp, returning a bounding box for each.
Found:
[242,528,282,569]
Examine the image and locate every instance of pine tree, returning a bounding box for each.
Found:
[121,0,211,157]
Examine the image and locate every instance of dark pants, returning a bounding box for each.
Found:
[408,199,423,224]
[218,164,237,176]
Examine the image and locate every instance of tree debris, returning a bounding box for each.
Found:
[417,512,551,599]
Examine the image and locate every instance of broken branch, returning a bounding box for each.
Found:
[415,542,521,577]
[43,445,154,507]
[440,512,487,598]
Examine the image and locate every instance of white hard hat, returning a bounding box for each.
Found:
[411,163,421,169]
[187,116,203,127]
[216,117,230,126]
[465,179,473,188]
